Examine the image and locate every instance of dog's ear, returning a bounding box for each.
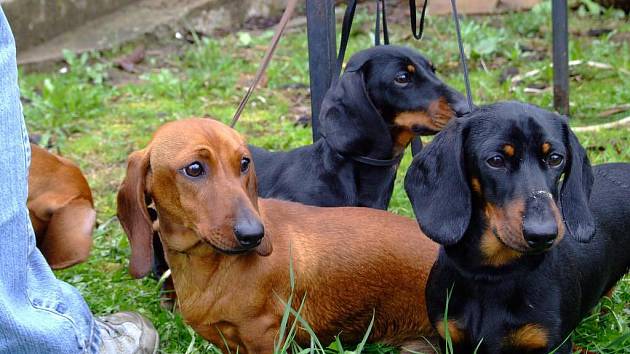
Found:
[404,120,471,245]
[117,149,154,278]
[245,159,260,211]
[244,161,273,257]
[343,50,373,72]
[318,70,392,156]
[560,125,595,242]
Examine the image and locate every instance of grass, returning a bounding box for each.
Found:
[17,1,629,352]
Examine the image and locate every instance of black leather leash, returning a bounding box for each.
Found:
[449,0,475,111]
[409,0,430,40]
[409,0,431,156]
[336,0,358,81]
[375,0,389,46]
[336,0,390,82]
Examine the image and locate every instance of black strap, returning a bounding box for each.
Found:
[411,137,423,156]
[321,134,402,167]
[409,0,430,157]
[336,0,358,81]
[337,0,390,80]
[375,0,389,46]
[350,154,402,167]
[409,0,429,40]
[450,0,474,111]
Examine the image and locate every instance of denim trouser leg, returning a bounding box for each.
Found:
[0,7,100,354]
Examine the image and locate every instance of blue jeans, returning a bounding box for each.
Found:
[0,7,100,353]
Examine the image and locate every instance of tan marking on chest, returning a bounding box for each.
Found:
[436,319,465,344]
[506,323,548,350]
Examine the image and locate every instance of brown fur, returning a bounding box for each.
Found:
[117,118,440,353]
[391,97,454,154]
[541,142,551,154]
[406,64,416,73]
[480,201,526,266]
[436,319,465,344]
[506,323,548,350]
[27,143,95,269]
[470,176,482,195]
[503,144,515,157]
[550,198,566,244]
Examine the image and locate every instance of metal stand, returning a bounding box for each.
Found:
[552,0,570,116]
[306,0,337,141]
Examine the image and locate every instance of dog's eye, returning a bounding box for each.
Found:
[546,153,564,167]
[487,155,505,168]
[183,162,204,178]
[240,157,251,173]
[394,71,411,86]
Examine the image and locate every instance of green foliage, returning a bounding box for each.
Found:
[20,51,115,144]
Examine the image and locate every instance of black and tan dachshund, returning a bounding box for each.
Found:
[404,101,630,353]
[250,45,468,209]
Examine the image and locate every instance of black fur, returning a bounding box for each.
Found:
[252,45,468,209]
[405,101,630,353]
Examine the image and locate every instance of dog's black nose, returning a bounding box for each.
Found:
[523,220,557,251]
[234,219,264,248]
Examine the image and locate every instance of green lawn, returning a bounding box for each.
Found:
[18,1,629,352]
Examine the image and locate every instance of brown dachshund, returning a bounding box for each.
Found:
[28,143,95,269]
[117,118,440,353]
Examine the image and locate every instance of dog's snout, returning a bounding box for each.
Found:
[523,192,558,251]
[234,217,264,248]
[524,220,557,250]
[446,90,471,117]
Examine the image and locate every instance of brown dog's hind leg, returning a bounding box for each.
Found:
[39,199,95,269]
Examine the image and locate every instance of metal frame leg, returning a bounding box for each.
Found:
[552,0,570,116]
[306,0,336,141]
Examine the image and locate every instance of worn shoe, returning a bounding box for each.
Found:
[96,311,159,354]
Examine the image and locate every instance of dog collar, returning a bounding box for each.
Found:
[320,134,403,167]
[349,154,402,167]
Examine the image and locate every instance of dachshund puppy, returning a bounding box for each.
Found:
[28,143,95,269]
[404,101,630,353]
[117,118,440,353]
[251,45,468,210]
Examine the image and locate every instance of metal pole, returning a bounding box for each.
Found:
[552,0,569,115]
[306,0,337,141]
